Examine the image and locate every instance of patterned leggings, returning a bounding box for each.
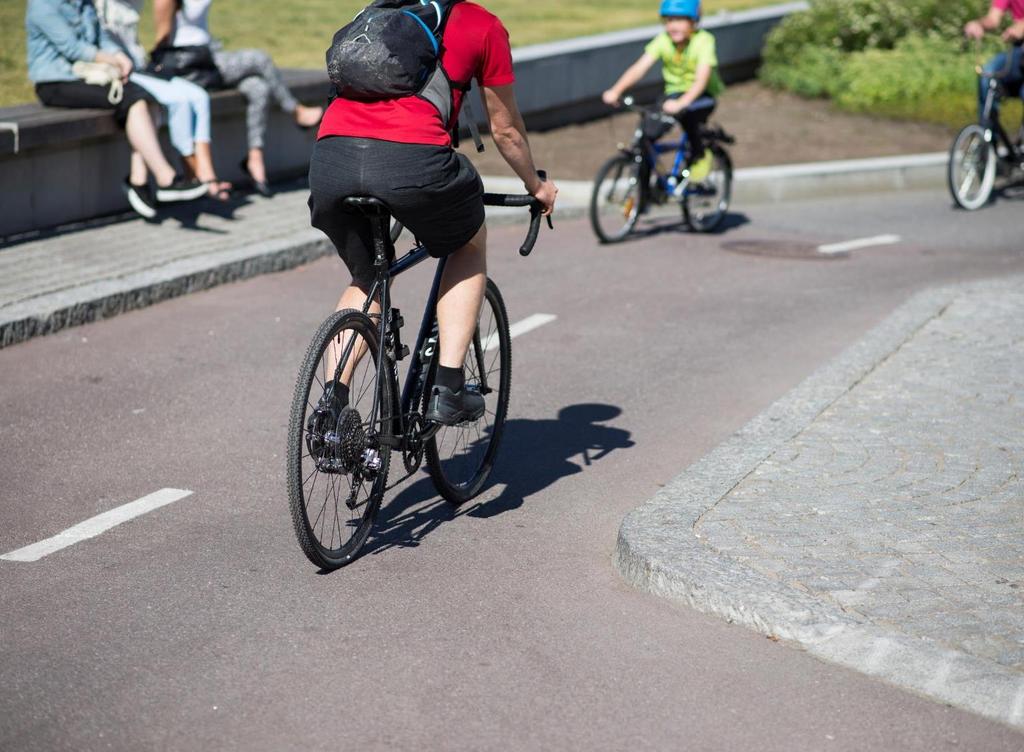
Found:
[213,48,300,150]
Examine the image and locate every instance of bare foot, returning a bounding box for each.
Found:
[295,104,324,129]
[245,151,268,185]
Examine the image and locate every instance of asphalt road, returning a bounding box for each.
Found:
[2,189,1023,750]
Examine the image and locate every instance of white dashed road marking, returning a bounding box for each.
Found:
[1,488,193,563]
[483,313,557,352]
[818,234,902,255]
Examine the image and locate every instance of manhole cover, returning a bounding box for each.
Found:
[720,240,843,260]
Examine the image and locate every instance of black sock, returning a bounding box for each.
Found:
[327,381,349,404]
[435,365,464,392]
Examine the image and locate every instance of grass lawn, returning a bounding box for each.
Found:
[2,0,776,107]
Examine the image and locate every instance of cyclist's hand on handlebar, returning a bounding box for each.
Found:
[602,89,621,108]
[964,20,985,40]
[1002,22,1024,42]
[530,177,558,216]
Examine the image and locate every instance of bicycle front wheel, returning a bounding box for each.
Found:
[590,154,643,244]
[949,124,996,211]
[287,309,393,569]
[425,279,511,505]
[683,145,732,232]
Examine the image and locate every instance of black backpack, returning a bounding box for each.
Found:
[326,0,464,126]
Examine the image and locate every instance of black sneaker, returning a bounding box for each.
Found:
[424,384,484,425]
[306,382,349,460]
[155,177,208,203]
[123,180,157,219]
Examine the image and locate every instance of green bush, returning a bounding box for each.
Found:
[757,0,1024,130]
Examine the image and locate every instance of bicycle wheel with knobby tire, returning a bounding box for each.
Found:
[948,124,996,211]
[287,308,393,569]
[425,278,511,505]
[683,144,732,232]
[590,154,644,243]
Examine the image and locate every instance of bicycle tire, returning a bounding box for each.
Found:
[287,308,393,569]
[589,154,644,244]
[683,144,732,233]
[948,124,996,211]
[425,279,511,505]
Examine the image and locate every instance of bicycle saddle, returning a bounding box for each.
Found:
[342,196,391,216]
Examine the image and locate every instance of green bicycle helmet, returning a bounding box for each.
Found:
[660,0,700,19]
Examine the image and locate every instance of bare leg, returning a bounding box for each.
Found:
[295,104,324,128]
[124,100,177,187]
[436,225,487,369]
[327,283,384,387]
[129,151,147,186]
[245,147,268,186]
[185,142,230,195]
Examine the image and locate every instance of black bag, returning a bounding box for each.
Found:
[326,0,463,124]
[147,45,224,90]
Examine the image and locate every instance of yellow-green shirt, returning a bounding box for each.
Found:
[644,29,725,97]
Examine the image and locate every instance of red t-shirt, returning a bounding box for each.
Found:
[993,0,1024,21]
[318,2,515,147]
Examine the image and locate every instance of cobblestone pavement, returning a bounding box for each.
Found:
[696,282,1024,672]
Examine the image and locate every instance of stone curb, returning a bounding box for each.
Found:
[0,153,948,350]
[615,274,1024,730]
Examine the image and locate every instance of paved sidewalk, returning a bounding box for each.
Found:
[0,180,585,349]
[617,275,1024,730]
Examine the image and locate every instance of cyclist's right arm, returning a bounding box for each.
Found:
[481,84,558,215]
[965,6,1004,39]
[602,53,657,107]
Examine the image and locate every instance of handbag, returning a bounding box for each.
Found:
[71,61,124,104]
[147,45,224,90]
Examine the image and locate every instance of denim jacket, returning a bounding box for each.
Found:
[26,0,120,83]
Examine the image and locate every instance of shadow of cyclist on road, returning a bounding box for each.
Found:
[363,403,634,556]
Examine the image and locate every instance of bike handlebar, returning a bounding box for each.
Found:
[481,172,553,257]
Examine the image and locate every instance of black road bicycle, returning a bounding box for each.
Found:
[590,96,734,243]
[287,191,549,569]
[949,43,1024,210]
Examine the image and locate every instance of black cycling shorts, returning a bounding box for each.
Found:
[308,136,485,287]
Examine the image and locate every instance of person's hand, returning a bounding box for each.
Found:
[114,52,134,81]
[602,89,621,108]
[662,97,687,116]
[964,20,985,40]
[529,176,558,216]
[1002,23,1024,42]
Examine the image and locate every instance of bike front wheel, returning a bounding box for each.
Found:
[590,154,644,244]
[949,124,996,211]
[683,145,732,232]
[287,309,393,569]
[425,278,511,505]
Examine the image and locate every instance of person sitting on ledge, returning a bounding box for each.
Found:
[26,0,208,218]
[96,0,232,201]
[153,0,325,197]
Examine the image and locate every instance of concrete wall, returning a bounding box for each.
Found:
[0,2,806,239]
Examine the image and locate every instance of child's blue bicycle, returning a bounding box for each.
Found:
[589,96,734,243]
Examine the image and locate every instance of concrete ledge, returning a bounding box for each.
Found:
[615,276,1024,730]
[0,230,329,350]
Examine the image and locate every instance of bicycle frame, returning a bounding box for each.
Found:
[979,44,1024,162]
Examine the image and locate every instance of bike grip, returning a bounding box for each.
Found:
[482,193,535,207]
[519,202,543,257]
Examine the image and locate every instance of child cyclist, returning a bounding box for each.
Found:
[602,0,724,181]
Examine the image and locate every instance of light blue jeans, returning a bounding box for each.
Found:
[129,72,211,157]
[978,46,1024,124]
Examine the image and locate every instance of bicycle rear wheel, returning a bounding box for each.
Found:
[949,124,996,211]
[683,144,732,232]
[287,309,392,569]
[590,154,643,243]
[425,279,511,505]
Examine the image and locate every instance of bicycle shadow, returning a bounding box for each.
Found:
[361,403,635,556]
[625,210,750,242]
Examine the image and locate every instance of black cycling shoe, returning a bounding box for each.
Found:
[424,385,484,425]
[306,382,349,460]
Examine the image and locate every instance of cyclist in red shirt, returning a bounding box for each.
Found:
[965,0,1024,121]
[308,2,557,425]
